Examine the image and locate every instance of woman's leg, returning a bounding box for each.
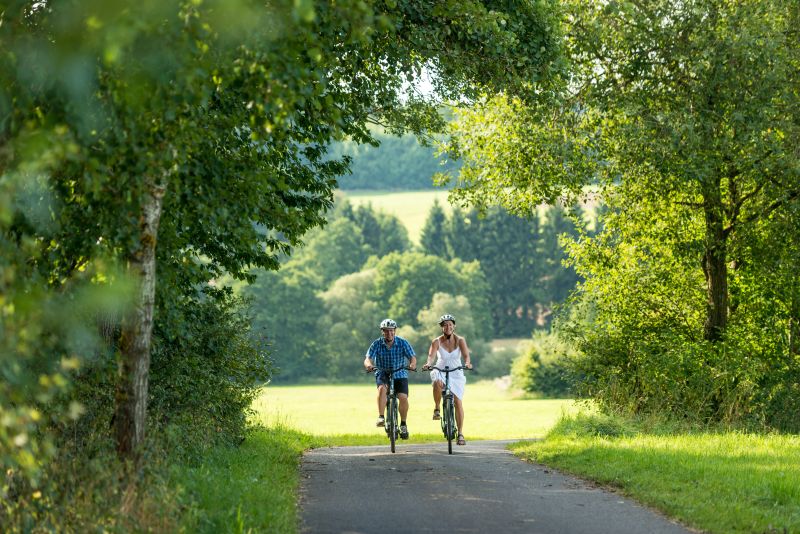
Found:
[432,380,443,410]
[455,396,465,436]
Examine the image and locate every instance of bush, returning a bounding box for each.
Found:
[476,346,518,379]
[566,316,800,432]
[511,333,577,398]
[149,288,273,457]
[547,412,636,439]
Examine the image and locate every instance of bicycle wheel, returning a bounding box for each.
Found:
[388,395,397,453]
[445,395,455,454]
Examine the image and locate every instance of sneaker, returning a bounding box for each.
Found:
[399,424,409,439]
[376,416,385,427]
[432,408,441,420]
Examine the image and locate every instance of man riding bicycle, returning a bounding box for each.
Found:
[364,318,417,439]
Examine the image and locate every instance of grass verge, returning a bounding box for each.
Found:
[510,413,800,533]
[171,426,320,534]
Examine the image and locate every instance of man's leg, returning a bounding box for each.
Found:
[398,392,410,439]
[377,384,388,415]
[398,393,409,421]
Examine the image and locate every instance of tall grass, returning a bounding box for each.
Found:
[511,413,800,533]
[171,426,321,533]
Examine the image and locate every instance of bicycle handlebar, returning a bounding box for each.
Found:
[423,365,473,372]
[364,365,417,374]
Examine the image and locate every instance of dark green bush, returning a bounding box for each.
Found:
[148,288,273,458]
[511,333,577,398]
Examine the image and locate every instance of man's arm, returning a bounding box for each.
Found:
[406,340,417,371]
[364,342,375,371]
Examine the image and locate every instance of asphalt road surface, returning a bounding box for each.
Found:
[300,440,694,534]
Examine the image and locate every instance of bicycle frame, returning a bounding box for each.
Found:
[428,365,470,454]
[367,365,413,453]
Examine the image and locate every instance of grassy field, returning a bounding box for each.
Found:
[341,189,452,245]
[511,414,800,534]
[252,380,580,444]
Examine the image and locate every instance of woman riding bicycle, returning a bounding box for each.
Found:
[421,314,473,446]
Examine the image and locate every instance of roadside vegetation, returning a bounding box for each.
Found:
[511,413,800,534]
[171,426,320,534]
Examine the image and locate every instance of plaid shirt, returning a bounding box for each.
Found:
[366,336,415,379]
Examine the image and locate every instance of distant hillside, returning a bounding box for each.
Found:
[329,130,460,190]
[340,190,451,245]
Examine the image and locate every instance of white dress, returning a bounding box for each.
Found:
[430,341,466,400]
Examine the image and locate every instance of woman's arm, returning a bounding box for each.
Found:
[458,336,472,368]
[424,338,439,368]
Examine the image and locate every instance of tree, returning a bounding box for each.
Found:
[328,128,460,190]
[246,269,324,383]
[340,200,412,257]
[317,269,381,379]
[437,204,580,336]
[3,0,563,468]
[368,251,492,338]
[420,199,448,257]
[285,218,369,290]
[440,0,800,426]
[443,0,800,343]
[539,207,581,307]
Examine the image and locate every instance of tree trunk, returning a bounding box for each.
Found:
[115,179,166,459]
[702,182,728,342]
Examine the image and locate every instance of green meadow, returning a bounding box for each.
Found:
[252,380,579,445]
[341,189,452,245]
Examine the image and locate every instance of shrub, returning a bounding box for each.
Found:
[476,346,518,379]
[148,288,273,458]
[511,332,577,398]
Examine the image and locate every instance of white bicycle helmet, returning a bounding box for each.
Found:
[438,314,456,325]
[379,318,397,329]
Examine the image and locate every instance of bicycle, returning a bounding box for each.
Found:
[424,364,472,454]
[365,365,416,453]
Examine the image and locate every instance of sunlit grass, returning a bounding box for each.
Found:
[252,380,581,445]
[512,414,800,533]
[342,190,451,245]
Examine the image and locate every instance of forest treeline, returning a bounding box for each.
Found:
[327,128,458,190]
[244,198,583,382]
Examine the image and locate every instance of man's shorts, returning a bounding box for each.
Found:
[375,376,409,396]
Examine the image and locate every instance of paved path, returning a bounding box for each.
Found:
[299,440,694,534]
